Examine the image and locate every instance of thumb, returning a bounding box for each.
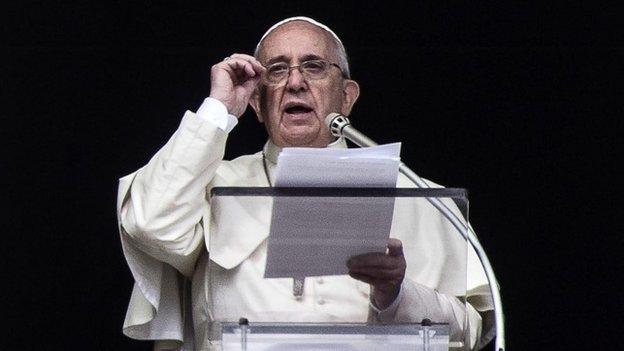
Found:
[387,238,403,257]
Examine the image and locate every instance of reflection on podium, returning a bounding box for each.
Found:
[221,322,451,351]
[206,187,476,350]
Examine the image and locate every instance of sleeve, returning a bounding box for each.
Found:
[196,97,239,132]
[368,279,484,350]
[117,105,231,347]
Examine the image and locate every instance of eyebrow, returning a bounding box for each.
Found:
[264,54,325,65]
[265,55,288,65]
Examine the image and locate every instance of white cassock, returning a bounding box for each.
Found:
[117,99,495,350]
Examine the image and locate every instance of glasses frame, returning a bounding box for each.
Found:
[261,59,345,86]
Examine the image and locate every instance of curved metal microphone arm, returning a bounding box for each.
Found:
[327,113,378,147]
[326,113,506,351]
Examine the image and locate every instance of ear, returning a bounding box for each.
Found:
[340,79,360,116]
[249,88,264,123]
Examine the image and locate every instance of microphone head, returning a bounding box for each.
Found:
[325,113,351,137]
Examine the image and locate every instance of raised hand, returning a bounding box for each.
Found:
[209,53,265,117]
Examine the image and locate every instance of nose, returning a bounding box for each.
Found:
[285,66,307,93]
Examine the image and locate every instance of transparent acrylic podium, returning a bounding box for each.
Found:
[209,187,469,351]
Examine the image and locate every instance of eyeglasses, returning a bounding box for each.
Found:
[262,59,344,85]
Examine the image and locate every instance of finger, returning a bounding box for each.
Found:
[348,272,378,286]
[227,59,256,76]
[241,74,262,91]
[230,53,258,62]
[244,62,256,77]
[387,238,404,257]
[349,272,402,289]
[349,266,404,280]
[219,59,260,82]
[230,53,266,74]
[347,253,400,269]
[251,59,266,73]
[225,58,257,77]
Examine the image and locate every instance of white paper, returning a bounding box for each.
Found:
[274,142,401,188]
[264,143,401,278]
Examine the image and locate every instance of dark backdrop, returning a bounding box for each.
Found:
[4,2,622,350]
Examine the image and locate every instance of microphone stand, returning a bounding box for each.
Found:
[326,114,506,351]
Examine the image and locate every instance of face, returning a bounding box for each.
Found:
[251,22,359,147]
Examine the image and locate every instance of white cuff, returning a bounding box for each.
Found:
[196,97,238,133]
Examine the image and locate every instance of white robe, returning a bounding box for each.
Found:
[117,111,495,350]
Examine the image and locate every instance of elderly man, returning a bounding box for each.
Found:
[117,17,494,350]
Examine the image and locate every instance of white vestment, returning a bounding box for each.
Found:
[117,111,495,350]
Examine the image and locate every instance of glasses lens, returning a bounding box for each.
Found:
[264,63,289,84]
[301,60,329,79]
[262,60,335,85]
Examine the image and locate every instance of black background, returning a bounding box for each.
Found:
[4,1,622,350]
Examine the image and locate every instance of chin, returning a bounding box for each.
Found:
[280,128,322,147]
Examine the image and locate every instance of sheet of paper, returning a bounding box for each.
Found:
[273,142,401,188]
[264,143,401,278]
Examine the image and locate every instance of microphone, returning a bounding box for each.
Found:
[325,113,378,148]
[324,112,506,351]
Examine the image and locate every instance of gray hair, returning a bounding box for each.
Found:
[254,16,351,79]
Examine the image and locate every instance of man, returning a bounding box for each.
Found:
[117,17,494,350]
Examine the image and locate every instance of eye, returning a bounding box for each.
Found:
[302,60,326,74]
[267,63,288,76]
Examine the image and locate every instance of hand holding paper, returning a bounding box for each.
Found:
[347,238,406,309]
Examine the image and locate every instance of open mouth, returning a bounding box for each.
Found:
[284,105,314,114]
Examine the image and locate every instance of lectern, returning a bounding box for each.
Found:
[208,187,471,350]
